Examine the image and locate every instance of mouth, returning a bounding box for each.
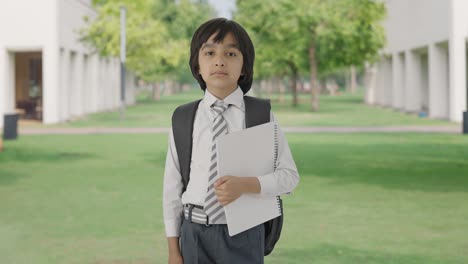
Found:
[211,71,228,76]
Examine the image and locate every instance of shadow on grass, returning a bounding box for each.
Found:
[271,243,460,264]
[0,145,96,185]
[0,168,28,185]
[0,148,95,163]
[292,140,468,193]
[0,140,95,164]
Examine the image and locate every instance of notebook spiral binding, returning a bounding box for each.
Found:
[273,123,283,215]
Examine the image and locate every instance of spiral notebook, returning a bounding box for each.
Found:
[217,121,282,236]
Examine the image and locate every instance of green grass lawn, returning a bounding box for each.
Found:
[1,133,468,263]
[26,89,456,128]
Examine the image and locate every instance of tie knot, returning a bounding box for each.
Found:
[211,101,229,115]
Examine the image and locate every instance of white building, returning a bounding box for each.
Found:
[0,0,136,127]
[365,0,468,122]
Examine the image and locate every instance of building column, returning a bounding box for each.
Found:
[420,52,429,113]
[82,54,89,114]
[383,56,393,107]
[113,58,119,108]
[59,48,70,121]
[99,57,105,111]
[0,49,15,128]
[429,43,449,119]
[375,60,385,105]
[392,52,405,110]
[69,52,77,117]
[89,54,99,113]
[405,50,421,112]
[364,62,377,105]
[0,49,5,128]
[449,0,468,122]
[74,53,84,116]
[43,45,60,124]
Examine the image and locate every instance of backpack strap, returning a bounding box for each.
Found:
[171,99,202,192]
[244,96,271,127]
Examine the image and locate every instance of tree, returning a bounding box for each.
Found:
[82,0,171,82]
[297,0,386,110]
[235,0,308,107]
[235,0,386,110]
[81,0,215,98]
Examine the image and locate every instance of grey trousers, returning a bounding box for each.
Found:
[180,218,265,264]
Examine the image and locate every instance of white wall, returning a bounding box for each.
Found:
[59,0,96,53]
[383,0,450,53]
[429,42,449,119]
[392,52,405,109]
[0,0,58,126]
[0,0,57,48]
[368,0,468,122]
[448,0,468,122]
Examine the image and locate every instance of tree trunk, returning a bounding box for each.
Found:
[152,82,160,101]
[309,41,319,111]
[351,65,357,94]
[346,69,351,93]
[266,79,272,99]
[260,79,267,98]
[288,63,298,107]
[298,80,304,93]
[174,81,181,94]
[278,78,285,103]
[272,76,284,103]
[163,79,173,96]
[364,62,377,104]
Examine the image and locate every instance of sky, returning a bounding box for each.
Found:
[207,0,236,19]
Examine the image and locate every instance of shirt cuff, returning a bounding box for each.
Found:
[257,173,277,196]
[165,218,182,237]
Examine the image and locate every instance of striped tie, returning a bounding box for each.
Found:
[204,100,229,224]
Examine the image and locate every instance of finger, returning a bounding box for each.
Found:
[215,176,229,186]
[219,198,229,206]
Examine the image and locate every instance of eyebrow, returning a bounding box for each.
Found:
[201,43,239,50]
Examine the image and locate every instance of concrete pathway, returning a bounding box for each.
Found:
[18,125,462,135]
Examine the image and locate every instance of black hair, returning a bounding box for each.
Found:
[189,18,255,94]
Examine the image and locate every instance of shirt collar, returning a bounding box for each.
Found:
[203,87,244,111]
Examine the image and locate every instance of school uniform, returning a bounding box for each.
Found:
[163,87,299,263]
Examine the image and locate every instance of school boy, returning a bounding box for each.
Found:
[163,18,299,264]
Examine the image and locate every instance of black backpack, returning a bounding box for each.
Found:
[171,96,283,256]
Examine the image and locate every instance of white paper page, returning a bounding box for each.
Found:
[217,122,282,236]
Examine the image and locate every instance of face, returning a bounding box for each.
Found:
[198,32,244,94]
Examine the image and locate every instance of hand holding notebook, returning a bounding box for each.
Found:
[216,122,282,236]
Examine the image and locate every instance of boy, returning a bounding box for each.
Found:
[163,18,299,264]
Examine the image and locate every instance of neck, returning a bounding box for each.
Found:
[206,85,237,100]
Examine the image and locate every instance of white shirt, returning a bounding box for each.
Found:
[162,87,300,237]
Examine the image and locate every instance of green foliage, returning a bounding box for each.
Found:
[81,0,214,83]
[235,0,308,78]
[235,0,386,77]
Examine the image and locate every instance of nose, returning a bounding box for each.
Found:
[214,54,225,67]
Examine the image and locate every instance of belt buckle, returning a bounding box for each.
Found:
[188,204,195,224]
[205,215,211,227]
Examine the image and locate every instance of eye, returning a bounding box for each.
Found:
[204,51,214,56]
[227,52,237,57]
